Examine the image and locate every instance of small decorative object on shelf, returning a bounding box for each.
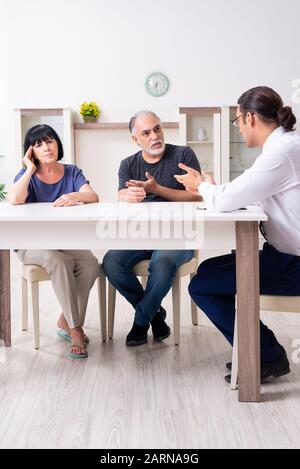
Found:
[80,101,101,123]
[197,127,207,141]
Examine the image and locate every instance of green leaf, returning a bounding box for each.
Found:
[0,183,6,201]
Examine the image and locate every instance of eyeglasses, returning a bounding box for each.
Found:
[231,111,254,127]
[231,114,243,127]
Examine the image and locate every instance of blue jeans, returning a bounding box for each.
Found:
[102,249,194,326]
[189,242,300,363]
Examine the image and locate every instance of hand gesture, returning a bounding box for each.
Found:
[23,146,37,174]
[174,163,204,194]
[202,171,216,185]
[124,186,146,203]
[126,172,158,194]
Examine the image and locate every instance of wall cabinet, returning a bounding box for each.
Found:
[221,106,260,183]
[179,107,222,183]
[179,106,261,184]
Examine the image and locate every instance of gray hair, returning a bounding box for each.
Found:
[129,110,161,135]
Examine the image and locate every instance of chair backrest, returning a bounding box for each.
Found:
[133,252,200,280]
[133,260,150,277]
[260,295,300,313]
[193,250,200,264]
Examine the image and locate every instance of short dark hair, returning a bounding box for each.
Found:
[238,86,296,132]
[24,124,64,161]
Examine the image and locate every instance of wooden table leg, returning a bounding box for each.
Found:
[0,250,11,346]
[236,222,260,402]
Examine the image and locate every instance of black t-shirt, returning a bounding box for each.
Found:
[118,144,201,202]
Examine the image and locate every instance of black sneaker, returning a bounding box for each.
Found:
[126,321,149,346]
[151,307,171,342]
[225,352,290,383]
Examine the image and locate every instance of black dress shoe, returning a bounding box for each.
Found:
[226,344,288,371]
[126,321,149,346]
[151,307,171,342]
[225,352,290,383]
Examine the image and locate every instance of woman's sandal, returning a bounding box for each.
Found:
[57,329,89,345]
[68,343,88,359]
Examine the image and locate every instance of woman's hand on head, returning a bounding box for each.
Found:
[23,146,37,174]
[53,193,79,207]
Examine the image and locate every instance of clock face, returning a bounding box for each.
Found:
[145,72,169,97]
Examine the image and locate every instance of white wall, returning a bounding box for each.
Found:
[1,0,300,188]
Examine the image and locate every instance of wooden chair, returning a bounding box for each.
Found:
[21,264,107,349]
[107,251,200,345]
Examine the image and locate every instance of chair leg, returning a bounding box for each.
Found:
[231,315,238,390]
[98,270,107,342]
[108,282,116,339]
[172,275,181,345]
[190,273,198,326]
[29,281,40,350]
[21,277,28,331]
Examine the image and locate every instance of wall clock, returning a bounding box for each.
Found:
[145,72,169,97]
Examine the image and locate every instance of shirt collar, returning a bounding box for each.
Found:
[263,126,285,152]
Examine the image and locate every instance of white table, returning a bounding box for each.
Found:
[0,202,267,402]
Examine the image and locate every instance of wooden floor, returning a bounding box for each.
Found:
[1,254,300,449]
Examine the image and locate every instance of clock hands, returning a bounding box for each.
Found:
[146,72,169,96]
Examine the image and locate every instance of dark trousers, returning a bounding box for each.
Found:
[189,243,300,362]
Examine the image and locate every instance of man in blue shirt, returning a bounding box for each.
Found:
[102,110,201,346]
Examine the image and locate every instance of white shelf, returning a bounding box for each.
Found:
[179,108,221,184]
[187,140,213,144]
[74,121,179,130]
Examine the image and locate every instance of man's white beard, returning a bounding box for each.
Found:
[143,142,166,156]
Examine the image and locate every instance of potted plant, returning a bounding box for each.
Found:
[0,155,6,201]
[0,183,6,201]
[80,101,101,123]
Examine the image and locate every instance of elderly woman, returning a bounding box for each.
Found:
[8,124,100,359]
